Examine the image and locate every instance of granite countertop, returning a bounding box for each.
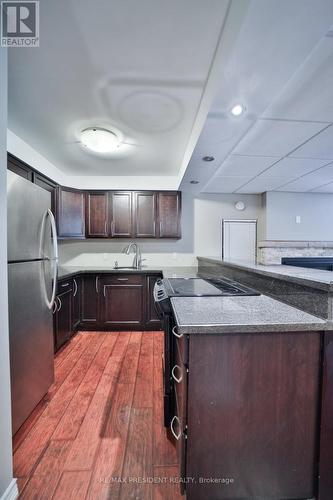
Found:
[171,295,331,334]
[197,256,333,291]
[58,265,198,280]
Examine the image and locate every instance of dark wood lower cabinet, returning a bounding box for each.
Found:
[54,272,162,348]
[319,331,333,500]
[54,280,73,351]
[170,331,322,500]
[72,275,81,331]
[100,274,144,330]
[80,274,100,329]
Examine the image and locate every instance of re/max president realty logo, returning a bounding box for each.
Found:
[1,1,39,46]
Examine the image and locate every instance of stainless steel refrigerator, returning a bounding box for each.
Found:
[7,170,58,435]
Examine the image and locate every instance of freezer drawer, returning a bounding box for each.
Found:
[8,260,54,434]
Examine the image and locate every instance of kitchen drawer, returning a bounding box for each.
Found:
[102,274,144,285]
[172,339,187,426]
[57,278,73,292]
[172,389,187,493]
[172,325,189,366]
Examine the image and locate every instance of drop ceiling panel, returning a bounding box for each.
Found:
[234,119,327,157]
[275,177,324,192]
[215,155,277,177]
[263,37,333,122]
[261,157,330,178]
[276,163,333,191]
[311,182,333,193]
[236,176,293,194]
[203,176,253,194]
[290,125,333,160]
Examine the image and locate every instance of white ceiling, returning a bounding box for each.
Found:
[181,0,333,195]
[8,0,234,187]
[8,0,333,194]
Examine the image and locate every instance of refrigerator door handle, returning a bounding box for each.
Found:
[41,209,59,310]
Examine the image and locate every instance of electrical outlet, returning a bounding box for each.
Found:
[295,216,301,224]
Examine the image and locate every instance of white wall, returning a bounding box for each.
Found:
[0,49,16,498]
[59,192,263,266]
[264,191,333,241]
[194,193,264,258]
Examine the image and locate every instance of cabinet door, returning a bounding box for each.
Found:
[81,274,100,329]
[56,187,85,238]
[54,288,72,351]
[110,192,133,237]
[101,274,144,329]
[157,192,181,238]
[145,274,162,330]
[134,192,157,238]
[72,276,81,330]
[86,192,109,237]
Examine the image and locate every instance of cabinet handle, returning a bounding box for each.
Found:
[52,300,57,314]
[95,276,99,294]
[170,415,181,441]
[159,221,162,236]
[171,364,183,384]
[172,325,183,338]
[73,278,78,297]
[117,278,129,281]
[111,220,115,236]
[57,296,62,312]
[104,220,107,234]
[61,282,70,288]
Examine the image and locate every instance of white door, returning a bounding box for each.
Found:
[222,219,257,263]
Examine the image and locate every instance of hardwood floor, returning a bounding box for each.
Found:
[13,331,182,500]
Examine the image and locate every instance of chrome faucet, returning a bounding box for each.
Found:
[123,242,144,269]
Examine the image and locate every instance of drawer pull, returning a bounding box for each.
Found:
[117,278,129,281]
[73,278,78,297]
[172,326,183,338]
[95,276,99,294]
[172,364,183,384]
[57,296,62,312]
[170,415,181,441]
[61,282,69,287]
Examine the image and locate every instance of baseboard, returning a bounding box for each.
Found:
[0,479,18,500]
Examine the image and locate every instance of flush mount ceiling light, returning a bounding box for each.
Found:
[202,156,215,162]
[190,180,199,184]
[230,104,245,117]
[80,127,120,153]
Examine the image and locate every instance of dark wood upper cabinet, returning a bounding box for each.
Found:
[56,187,85,239]
[110,191,133,238]
[86,192,109,238]
[7,153,33,181]
[134,192,157,238]
[157,192,181,238]
[33,172,57,214]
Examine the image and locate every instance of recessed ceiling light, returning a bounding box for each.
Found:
[80,127,120,153]
[190,180,199,184]
[230,104,245,117]
[202,156,215,162]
